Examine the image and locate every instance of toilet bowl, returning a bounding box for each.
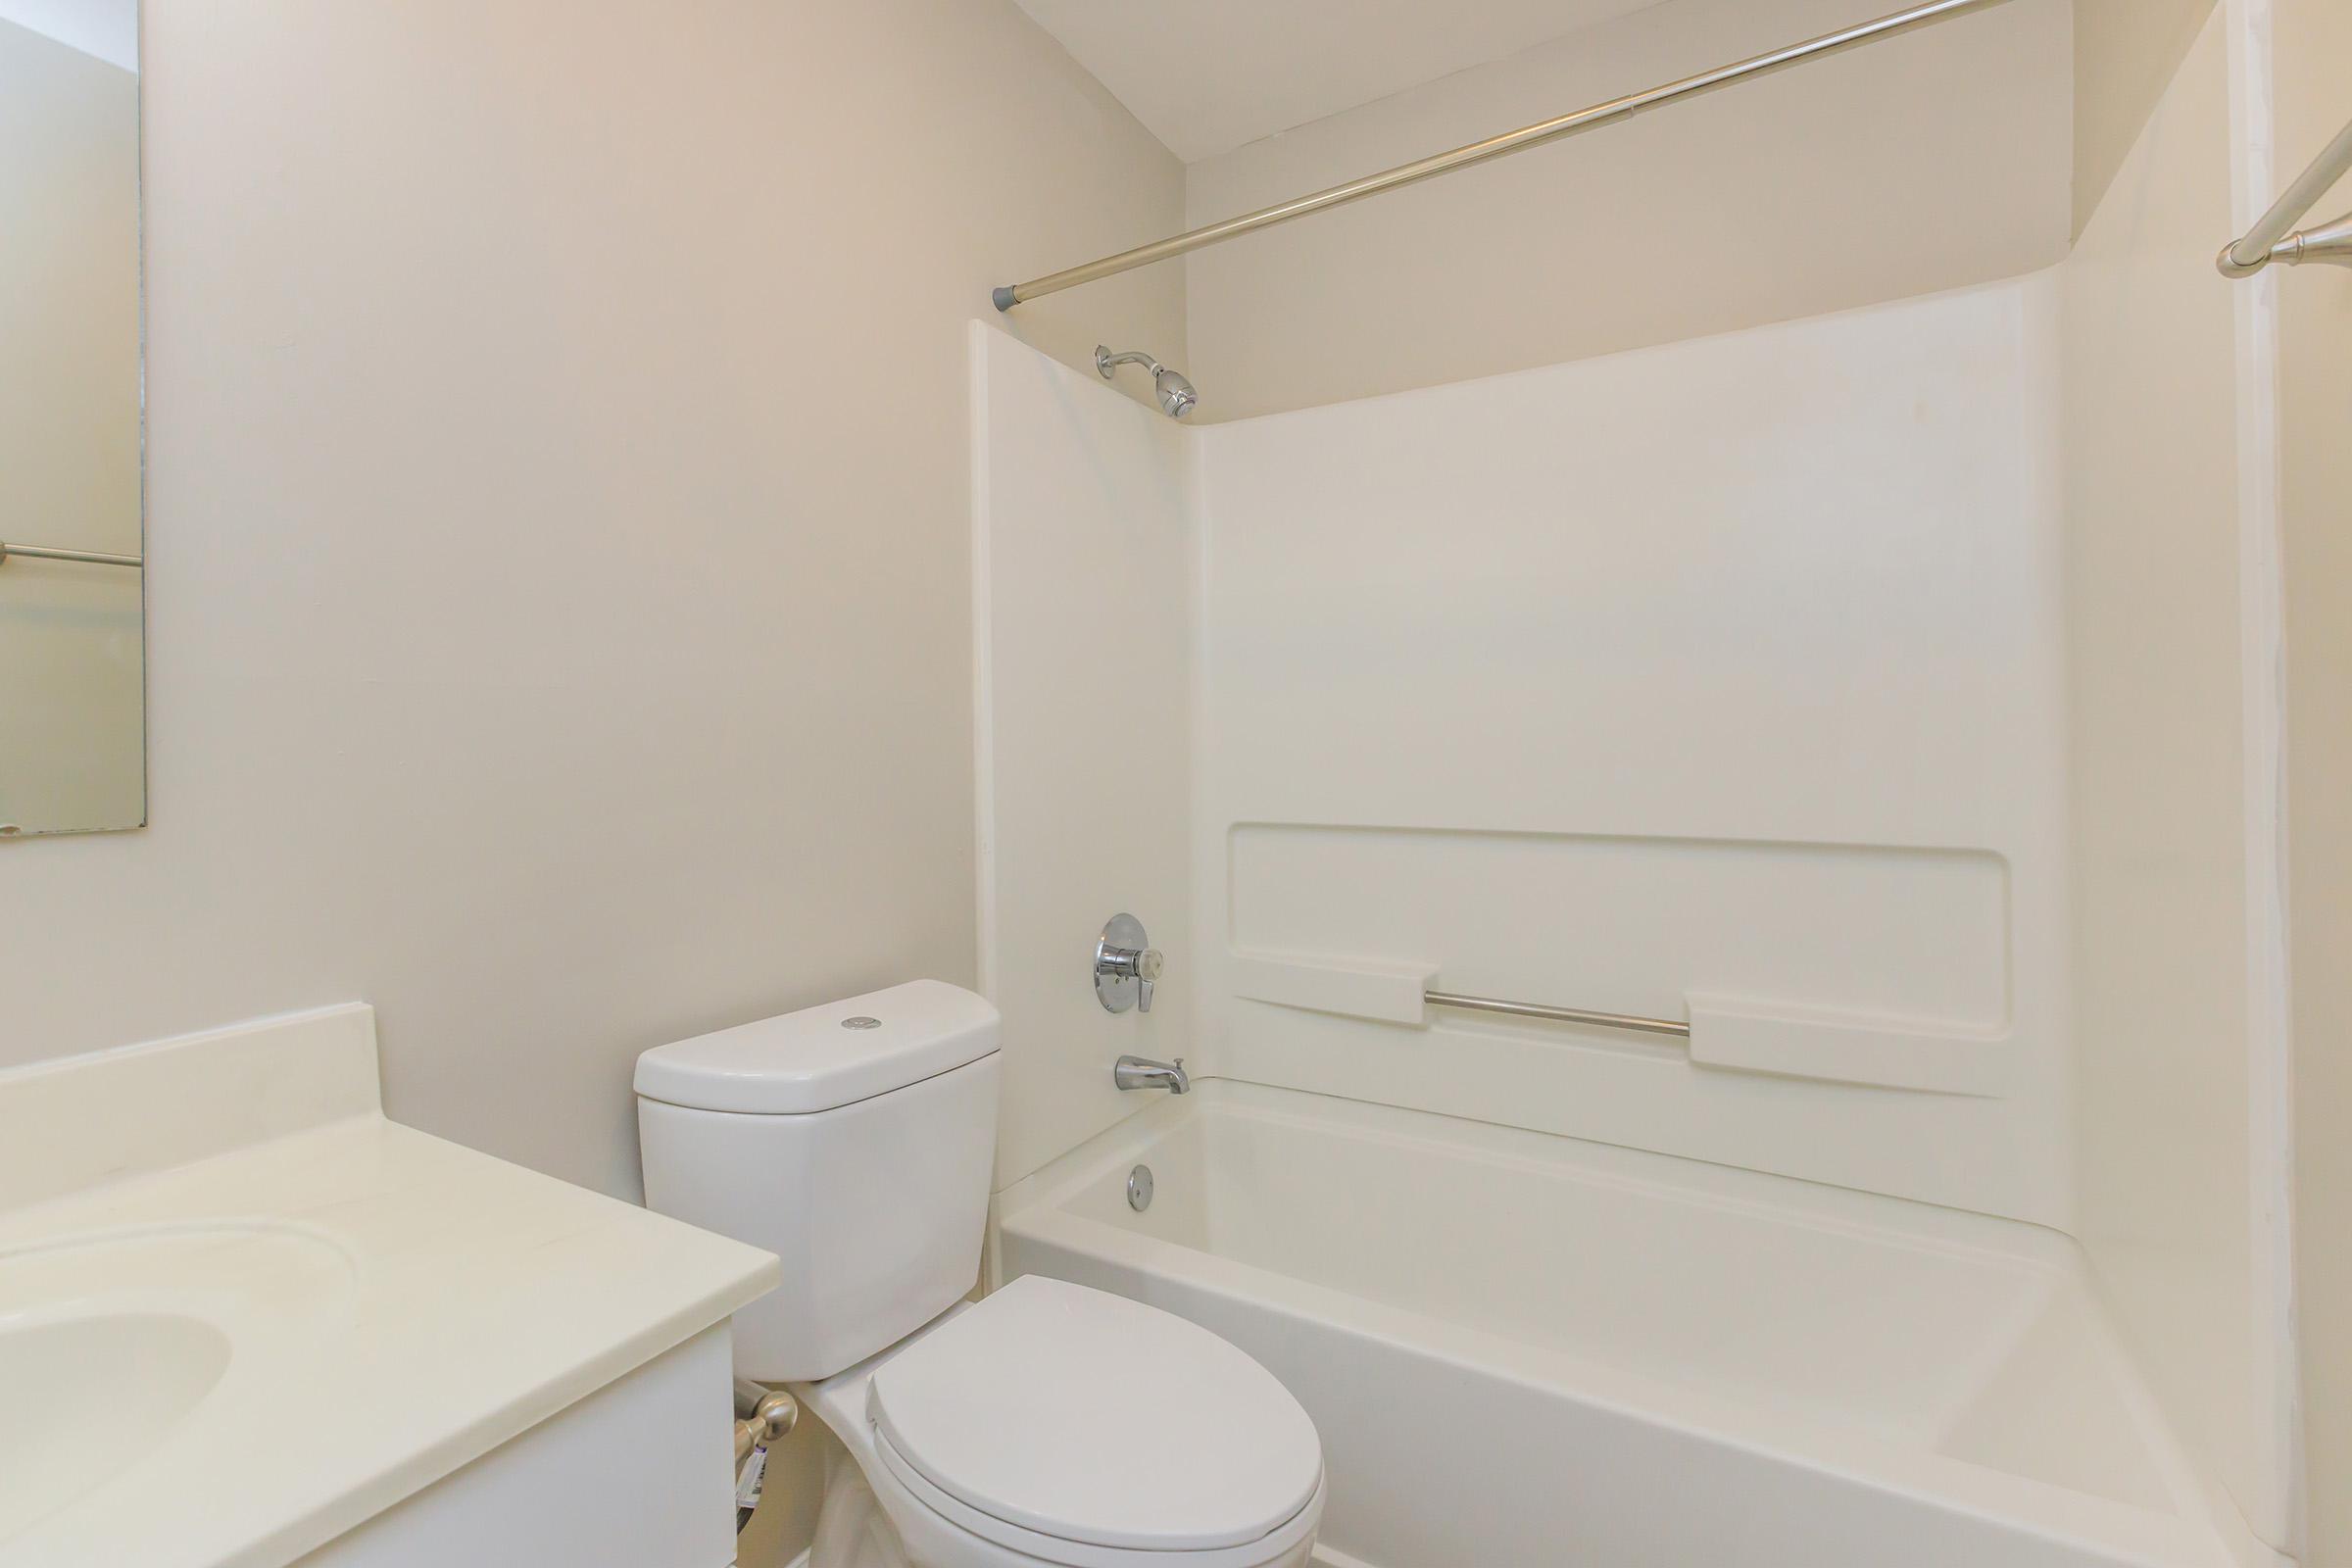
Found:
[794,1277,1324,1568]
[635,982,1324,1568]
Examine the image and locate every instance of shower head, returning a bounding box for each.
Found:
[1152,368,1197,419]
[1095,345,1199,419]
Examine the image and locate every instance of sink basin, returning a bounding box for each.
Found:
[0,1223,356,1545]
[0,1312,231,1538]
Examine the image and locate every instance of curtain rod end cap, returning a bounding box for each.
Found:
[2217,241,2270,278]
[991,285,1020,312]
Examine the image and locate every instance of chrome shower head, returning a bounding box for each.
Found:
[1096,345,1199,419]
[1152,367,1197,419]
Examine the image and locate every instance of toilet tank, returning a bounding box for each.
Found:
[635,980,1001,1383]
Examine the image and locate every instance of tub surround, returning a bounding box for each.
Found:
[969,320,1200,1191]
[0,1004,780,1568]
[972,242,2301,1558]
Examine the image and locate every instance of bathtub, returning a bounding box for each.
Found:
[995,1082,2257,1568]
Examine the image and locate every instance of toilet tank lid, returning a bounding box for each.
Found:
[633,980,999,1114]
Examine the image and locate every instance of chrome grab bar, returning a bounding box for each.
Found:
[1424,990,1690,1040]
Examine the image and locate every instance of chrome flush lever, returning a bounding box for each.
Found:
[1094,913,1165,1013]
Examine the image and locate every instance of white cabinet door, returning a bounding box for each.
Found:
[300,1324,736,1568]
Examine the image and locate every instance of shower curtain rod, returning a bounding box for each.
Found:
[991,0,2016,312]
[2218,114,2352,276]
[0,539,143,568]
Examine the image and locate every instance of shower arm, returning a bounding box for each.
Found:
[991,0,2017,312]
[1096,349,1165,377]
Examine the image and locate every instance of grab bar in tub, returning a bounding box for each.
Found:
[1423,990,1691,1040]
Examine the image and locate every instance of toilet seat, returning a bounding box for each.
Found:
[867,1431,1325,1568]
[861,1276,1324,1568]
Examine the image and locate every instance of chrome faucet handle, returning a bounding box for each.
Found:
[1094,914,1165,1014]
[1134,946,1163,1012]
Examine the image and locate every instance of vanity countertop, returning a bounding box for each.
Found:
[0,1004,780,1568]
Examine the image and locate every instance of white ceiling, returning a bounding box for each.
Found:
[1012,0,1669,163]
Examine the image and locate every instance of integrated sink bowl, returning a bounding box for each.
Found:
[0,1312,233,1538]
[0,1224,357,1544]
[0,1004,783,1568]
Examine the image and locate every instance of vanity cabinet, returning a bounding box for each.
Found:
[296,1325,739,1568]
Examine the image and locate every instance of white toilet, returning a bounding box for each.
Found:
[635,979,1327,1568]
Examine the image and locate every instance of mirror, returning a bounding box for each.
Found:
[0,0,144,838]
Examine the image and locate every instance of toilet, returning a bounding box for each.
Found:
[635,979,1326,1568]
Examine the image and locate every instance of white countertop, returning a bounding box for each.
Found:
[0,1004,780,1568]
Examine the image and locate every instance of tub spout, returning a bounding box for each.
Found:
[1114,1054,1190,1095]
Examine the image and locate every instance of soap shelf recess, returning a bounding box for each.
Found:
[1226,950,2009,1099]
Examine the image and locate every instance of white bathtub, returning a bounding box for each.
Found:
[995,1082,2259,1568]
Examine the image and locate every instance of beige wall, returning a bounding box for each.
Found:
[0,20,144,833]
[2071,0,2218,235]
[0,0,1184,1227]
[1181,0,2072,420]
[2275,0,2352,1558]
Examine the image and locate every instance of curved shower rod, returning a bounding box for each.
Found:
[991,0,2018,312]
[0,539,142,569]
[2219,115,2352,277]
